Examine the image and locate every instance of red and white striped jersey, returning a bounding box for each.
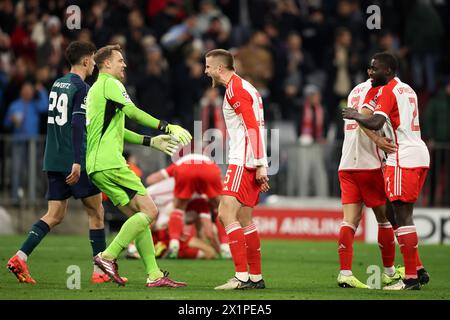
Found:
[339,80,384,171]
[161,153,215,177]
[373,77,430,168]
[223,73,268,168]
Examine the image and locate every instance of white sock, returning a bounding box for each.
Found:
[169,239,180,250]
[235,272,249,282]
[340,270,352,276]
[16,250,28,262]
[249,274,262,282]
[384,266,395,276]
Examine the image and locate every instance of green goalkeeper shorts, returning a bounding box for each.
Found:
[90,166,147,206]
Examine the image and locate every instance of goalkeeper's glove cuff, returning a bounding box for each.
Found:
[158,120,169,133]
[143,135,152,146]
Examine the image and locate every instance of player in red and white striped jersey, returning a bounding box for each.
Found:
[146,178,220,260]
[343,52,430,290]
[205,49,269,290]
[145,153,225,258]
[337,77,405,289]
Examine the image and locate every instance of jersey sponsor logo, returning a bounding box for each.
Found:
[53,82,71,89]
[232,101,240,110]
[122,91,130,101]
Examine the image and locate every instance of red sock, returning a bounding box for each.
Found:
[378,222,395,267]
[416,251,424,270]
[394,225,423,270]
[168,209,185,241]
[338,222,356,271]
[216,219,228,244]
[243,223,261,275]
[396,226,419,279]
[225,222,247,273]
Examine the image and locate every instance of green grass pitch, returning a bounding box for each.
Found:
[0,235,449,300]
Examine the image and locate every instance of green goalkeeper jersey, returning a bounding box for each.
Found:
[86,72,160,174]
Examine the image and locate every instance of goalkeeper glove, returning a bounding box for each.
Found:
[158,120,192,146]
[147,134,178,156]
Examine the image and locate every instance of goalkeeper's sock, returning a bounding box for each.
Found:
[19,219,51,258]
[135,227,163,280]
[168,209,184,241]
[243,223,261,275]
[338,221,356,272]
[396,226,419,280]
[225,222,248,279]
[89,228,106,257]
[377,222,395,268]
[103,212,150,260]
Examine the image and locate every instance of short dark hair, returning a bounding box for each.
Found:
[65,41,96,66]
[94,44,122,68]
[205,49,235,71]
[373,52,398,74]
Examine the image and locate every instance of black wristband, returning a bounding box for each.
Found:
[143,135,152,146]
[158,120,169,132]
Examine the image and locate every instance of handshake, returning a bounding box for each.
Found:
[149,121,192,156]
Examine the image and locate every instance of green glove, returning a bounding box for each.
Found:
[150,135,179,156]
[158,121,192,146]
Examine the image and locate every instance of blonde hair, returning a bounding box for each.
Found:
[205,49,235,71]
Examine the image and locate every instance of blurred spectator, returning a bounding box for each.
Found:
[270,0,301,37]
[202,16,230,51]
[135,45,173,134]
[284,32,315,97]
[423,77,450,206]
[3,80,48,203]
[324,27,356,139]
[199,87,226,142]
[369,30,408,79]
[149,1,184,40]
[172,42,209,130]
[0,0,15,34]
[36,15,65,77]
[300,7,331,67]
[287,84,328,197]
[10,2,36,64]
[196,0,231,36]
[161,14,199,51]
[126,8,154,72]
[236,30,273,98]
[85,0,111,47]
[405,0,444,94]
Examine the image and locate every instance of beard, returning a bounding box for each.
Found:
[211,76,218,88]
[371,77,387,87]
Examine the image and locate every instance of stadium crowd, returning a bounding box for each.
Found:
[1,0,449,205]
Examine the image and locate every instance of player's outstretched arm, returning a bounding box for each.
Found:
[105,78,192,145]
[124,128,178,156]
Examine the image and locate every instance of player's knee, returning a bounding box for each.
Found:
[87,208,104,227]
[142,206,158,221]
[43,212,64,227]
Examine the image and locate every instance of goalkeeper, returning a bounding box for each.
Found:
[86,44,190,287]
